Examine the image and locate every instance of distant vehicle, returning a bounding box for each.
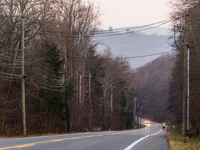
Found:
[145,121,150,124]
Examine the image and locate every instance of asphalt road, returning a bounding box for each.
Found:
[0,121,169,150]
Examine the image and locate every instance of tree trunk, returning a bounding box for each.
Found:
[102,92,105,130]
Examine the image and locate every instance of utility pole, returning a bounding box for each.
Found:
[137,103,139,127]
[65,81,70,132]
[111,84,113,130]
[134,97,136,129]
[79,74,82,131]
[89,72,92,130]
[183,10,189,137]
[66,47,69,132]
[131,99,133,129]
[187,47,190,138]
[21,10,26,136]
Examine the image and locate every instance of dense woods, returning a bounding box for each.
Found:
[134,0,200,138]
[0,0,136,136]
[167,0,200,136]
[132,54,173,123]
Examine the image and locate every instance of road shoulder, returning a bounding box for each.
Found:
[132,129,169,150]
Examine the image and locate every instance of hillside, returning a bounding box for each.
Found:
[96,32,172,68]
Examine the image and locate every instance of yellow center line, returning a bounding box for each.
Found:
[154,125,158,129]
[104,134,113,136]
[84,135,94,138]
[112,133,121,135]
[51,139,64,142]
[0,130,139,150]
[96,134,103,136]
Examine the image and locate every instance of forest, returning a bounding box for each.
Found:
[0,0,137,136]
[133,54,173,123]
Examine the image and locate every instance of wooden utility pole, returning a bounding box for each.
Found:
[89,72,92,130]
[137,103,139,127]
[111,84,113,130]
[65,81,70,132]
[21,10,26,136]
[183,10,189,137]
[64,40,70,133]
[79,74,82,131]
[187,47,190,138]
[134,97,136,129]
[131,99,133,128]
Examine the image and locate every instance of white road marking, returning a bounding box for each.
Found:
[124,129,162,150]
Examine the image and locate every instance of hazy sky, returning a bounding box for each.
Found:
[93,0,171,29]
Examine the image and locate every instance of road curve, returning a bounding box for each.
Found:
[0,121,168,150]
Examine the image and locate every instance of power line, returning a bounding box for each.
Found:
[0,77,21,82]
[28,76,65,88]
[125,50,174,59]
[0,54,22,62]
[93,20,171,37]
[37,19,170,35]
[1,65,22,68]
[26,19,172,38]
[26,63,64,77]
[0,63,21,66]
[0,76,64,92]
[98,19,170,33]
[0,71,19,76]
[68,50,174,60]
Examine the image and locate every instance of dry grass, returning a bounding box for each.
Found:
[166,127,200,150]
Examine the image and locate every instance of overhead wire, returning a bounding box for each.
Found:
[96,19,170,33]
[25,67,64,86]
[93,21,171,37]
[124,50,175,59]
[36,19,170,36]
[0,71,19,76]
[28,76,65,88]
[25,19,172,38]
[0,74,64,91]
[0,77,21,82]
[0,49,64,88]
[1,65,22,68]
[0,63,21,66]
[26,62,64,78]
[93,20,170,35]
[27,68,62,80]
[0,54,22,62]
[68,50,175,60]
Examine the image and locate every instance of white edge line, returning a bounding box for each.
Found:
[124,135,149,150]
[124,129,162,150]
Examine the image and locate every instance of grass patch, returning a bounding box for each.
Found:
[138,124,146,129]
[166,127,200,150]
[132,124,146,129]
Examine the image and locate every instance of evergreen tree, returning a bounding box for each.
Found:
[34,40,65,133]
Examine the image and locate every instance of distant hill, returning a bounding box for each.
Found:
[95,30,172,68]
